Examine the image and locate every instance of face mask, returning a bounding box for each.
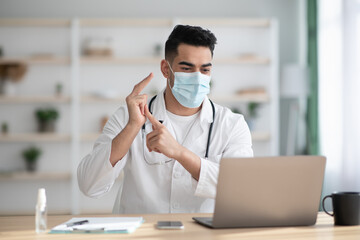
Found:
[167,62,211,108]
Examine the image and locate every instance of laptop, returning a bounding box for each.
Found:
[193,156,326,228]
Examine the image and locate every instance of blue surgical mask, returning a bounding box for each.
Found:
[167,62,211,108]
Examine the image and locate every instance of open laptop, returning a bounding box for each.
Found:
[193,156,326,228]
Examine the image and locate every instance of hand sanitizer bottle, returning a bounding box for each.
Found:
[35,188,47,233]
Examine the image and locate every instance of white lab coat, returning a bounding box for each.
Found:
[77,88,253,214]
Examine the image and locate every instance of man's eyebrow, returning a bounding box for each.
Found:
[201,63,212,67]
[178,61,194,67]
[178,61,212,67]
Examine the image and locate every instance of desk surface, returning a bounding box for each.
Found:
[1,212,360,240]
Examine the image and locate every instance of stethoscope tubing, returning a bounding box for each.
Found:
[142,95,215,159]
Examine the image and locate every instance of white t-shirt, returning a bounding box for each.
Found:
[166,110,200,145]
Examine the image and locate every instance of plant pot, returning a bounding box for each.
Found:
[25,161,37,172]
[38,119,56,132]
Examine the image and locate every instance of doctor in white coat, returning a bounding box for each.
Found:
[77,25,253,214]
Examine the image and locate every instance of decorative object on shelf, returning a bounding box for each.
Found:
[153,43,163,57]
[100,116,109,132]
[246,102,261,130]
[30,53,55,60]
[0,61,28,95]
[237,87,267,96]
[35,108,59,132]
[1,122,8,134]
[22,146,42,172]
[238,53,269,63]
[83,37,114,57]
[55,82,63,96]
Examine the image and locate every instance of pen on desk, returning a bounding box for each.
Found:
[66,220,89,227]
[72,227,105,233]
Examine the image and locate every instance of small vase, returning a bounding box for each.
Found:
[38,120,55,132]
[25,161,37,172]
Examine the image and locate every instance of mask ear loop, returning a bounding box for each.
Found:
[167,61,175,89]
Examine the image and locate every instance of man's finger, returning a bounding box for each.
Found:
[144,104,162,129]
[130,73,153,96]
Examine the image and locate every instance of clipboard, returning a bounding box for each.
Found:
[50,217,143,234]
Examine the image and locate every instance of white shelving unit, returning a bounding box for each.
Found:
[0,172,71,181]
[0,133,71,142]
[0,95,71,104]
[0,18,279,214]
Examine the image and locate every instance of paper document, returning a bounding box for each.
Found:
[50,217,143,234]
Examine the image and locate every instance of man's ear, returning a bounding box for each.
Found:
[160,59,170,79]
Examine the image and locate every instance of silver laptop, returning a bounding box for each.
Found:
[193,156,326,228]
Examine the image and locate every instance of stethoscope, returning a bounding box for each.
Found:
[142,95,215,162]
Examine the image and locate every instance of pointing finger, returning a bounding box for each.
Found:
[130,73,153,97]
[144,104,162,129]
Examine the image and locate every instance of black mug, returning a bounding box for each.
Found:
[322,192,360,226]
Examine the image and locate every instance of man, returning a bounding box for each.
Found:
[78,25,253,214]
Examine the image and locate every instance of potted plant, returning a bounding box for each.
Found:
[22,146,42,172]
[247,102,260,130]
[35,108,59,132]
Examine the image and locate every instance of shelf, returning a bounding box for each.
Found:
[252,132,271,141]
[0,133,71,143]
[0,172,71,181]
[80,18,173,27]
[81,95,125,103]
[0,95,71,104]
[80,56,162,65]
[0,19,71,27]
[180,18,270,27]
[211,93,269,103]
[214,56,270,65]
[81,133,101,142]
[0,57,70,65]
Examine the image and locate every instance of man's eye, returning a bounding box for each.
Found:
[181,67,191,71]
[202,69,211,73]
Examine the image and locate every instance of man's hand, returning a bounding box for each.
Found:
[110,73,153,166]
[126,73,153,129]
[144,105,183,159]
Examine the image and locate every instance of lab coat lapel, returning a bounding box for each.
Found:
[148,89,177,141]
[182,97,213,154]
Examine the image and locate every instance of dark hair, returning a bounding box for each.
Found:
[165,25,217,62]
